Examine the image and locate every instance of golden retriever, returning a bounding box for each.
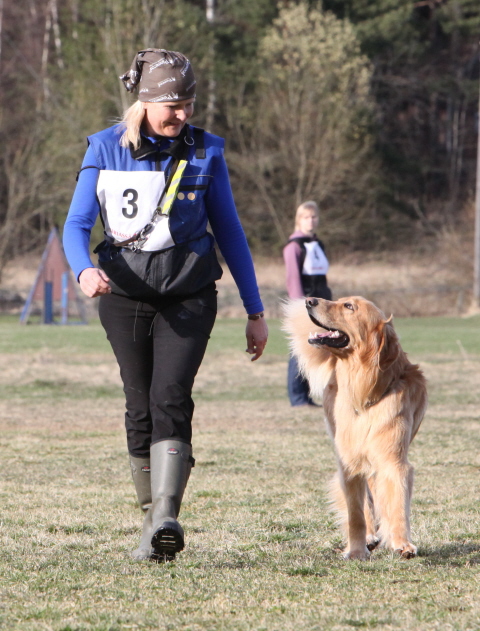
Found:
[283,296,427,560]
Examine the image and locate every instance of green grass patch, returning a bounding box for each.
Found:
[394,315,480,356]
[1,313,479,357]
[0,318,110,354]
[0,379,121,401]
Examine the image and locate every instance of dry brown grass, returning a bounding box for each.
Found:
[219,256,472,319]
[3,224,476,320]
[0,317,479,630]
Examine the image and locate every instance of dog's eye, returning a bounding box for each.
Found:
[344,302,354,311]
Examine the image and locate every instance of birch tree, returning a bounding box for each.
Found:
[227,2,377,248]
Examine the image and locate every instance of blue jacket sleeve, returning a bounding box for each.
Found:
[205,153,264,315]
[63,145,101,280]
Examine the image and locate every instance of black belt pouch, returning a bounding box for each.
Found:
[94,233,223,301]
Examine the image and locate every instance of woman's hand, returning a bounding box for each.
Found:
[79,267,111,298]
[245,316,268,362]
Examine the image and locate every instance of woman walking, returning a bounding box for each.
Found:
[63,49,268,562]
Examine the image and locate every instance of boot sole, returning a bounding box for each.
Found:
[150,525,184,563]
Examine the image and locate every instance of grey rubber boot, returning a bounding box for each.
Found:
[149,440,194,563]
[129,455,153,561]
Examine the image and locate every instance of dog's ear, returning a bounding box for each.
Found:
[378,318,400,372]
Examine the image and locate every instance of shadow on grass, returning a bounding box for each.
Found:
[341,618,395,628]
[418,542,480,566]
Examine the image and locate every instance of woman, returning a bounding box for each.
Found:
[63,49,268,563]
[283,201,331,407]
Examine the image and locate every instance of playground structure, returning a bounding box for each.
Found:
[20,228,87,325]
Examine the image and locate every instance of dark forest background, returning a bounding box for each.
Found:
[0,0,478,274]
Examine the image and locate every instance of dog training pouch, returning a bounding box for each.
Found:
[95,233,223,301]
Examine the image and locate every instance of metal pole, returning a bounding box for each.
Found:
[61,271,69,325]
[44,281,54,324]
[474,72,480,308]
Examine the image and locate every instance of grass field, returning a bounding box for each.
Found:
[0,315,479,631]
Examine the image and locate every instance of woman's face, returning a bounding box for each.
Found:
[298,210,319,236]
[143,98,195,137]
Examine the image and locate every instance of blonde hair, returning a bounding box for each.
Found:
[294,201,319,231]
[119,100,145,149]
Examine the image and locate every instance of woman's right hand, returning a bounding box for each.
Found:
[79,267,111,298]
[245,315,269,361]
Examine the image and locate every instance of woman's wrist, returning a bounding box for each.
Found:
[247,312,264,321]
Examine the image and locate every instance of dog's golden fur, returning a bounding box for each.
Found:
[283,296,427,560]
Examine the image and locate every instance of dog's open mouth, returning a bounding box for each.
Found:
[307,313,350,348]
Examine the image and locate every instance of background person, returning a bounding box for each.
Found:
[283,200,332,407]
[63,48,268,563]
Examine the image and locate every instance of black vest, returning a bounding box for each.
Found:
[287,236,332,300]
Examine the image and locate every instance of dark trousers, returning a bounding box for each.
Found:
[287,284,331,406]
[287,355,314,407]
[99,284,217,458]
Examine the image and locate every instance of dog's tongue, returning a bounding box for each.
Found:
[309,330,340,340]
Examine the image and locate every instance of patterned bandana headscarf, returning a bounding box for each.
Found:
[120,49,196,103]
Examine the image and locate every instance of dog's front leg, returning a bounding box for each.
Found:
[365,478,380,551]
[341,472,370,560]
[375,462,416,558]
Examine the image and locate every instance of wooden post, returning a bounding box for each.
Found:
[474,73,480,308]
[206,0,215,132]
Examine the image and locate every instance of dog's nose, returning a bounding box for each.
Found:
[306,298,318,308]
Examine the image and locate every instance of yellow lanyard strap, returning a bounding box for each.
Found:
[158,159,188,217]
[114,158,188,249]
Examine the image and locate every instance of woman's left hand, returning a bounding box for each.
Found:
[245,316,268,361]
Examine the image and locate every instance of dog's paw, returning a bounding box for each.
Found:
[394,542,417,559]
[343,547,371,561]
[366,535,380,551]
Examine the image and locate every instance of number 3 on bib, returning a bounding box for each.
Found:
[122,189,139,218]
[97,170,168,247]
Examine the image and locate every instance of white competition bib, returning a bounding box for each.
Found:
[96,170,175,251]
[302,241,329,275]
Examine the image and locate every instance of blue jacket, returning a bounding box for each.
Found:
[63,123,263,314]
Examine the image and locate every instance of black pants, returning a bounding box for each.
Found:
[99,284,217,458]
